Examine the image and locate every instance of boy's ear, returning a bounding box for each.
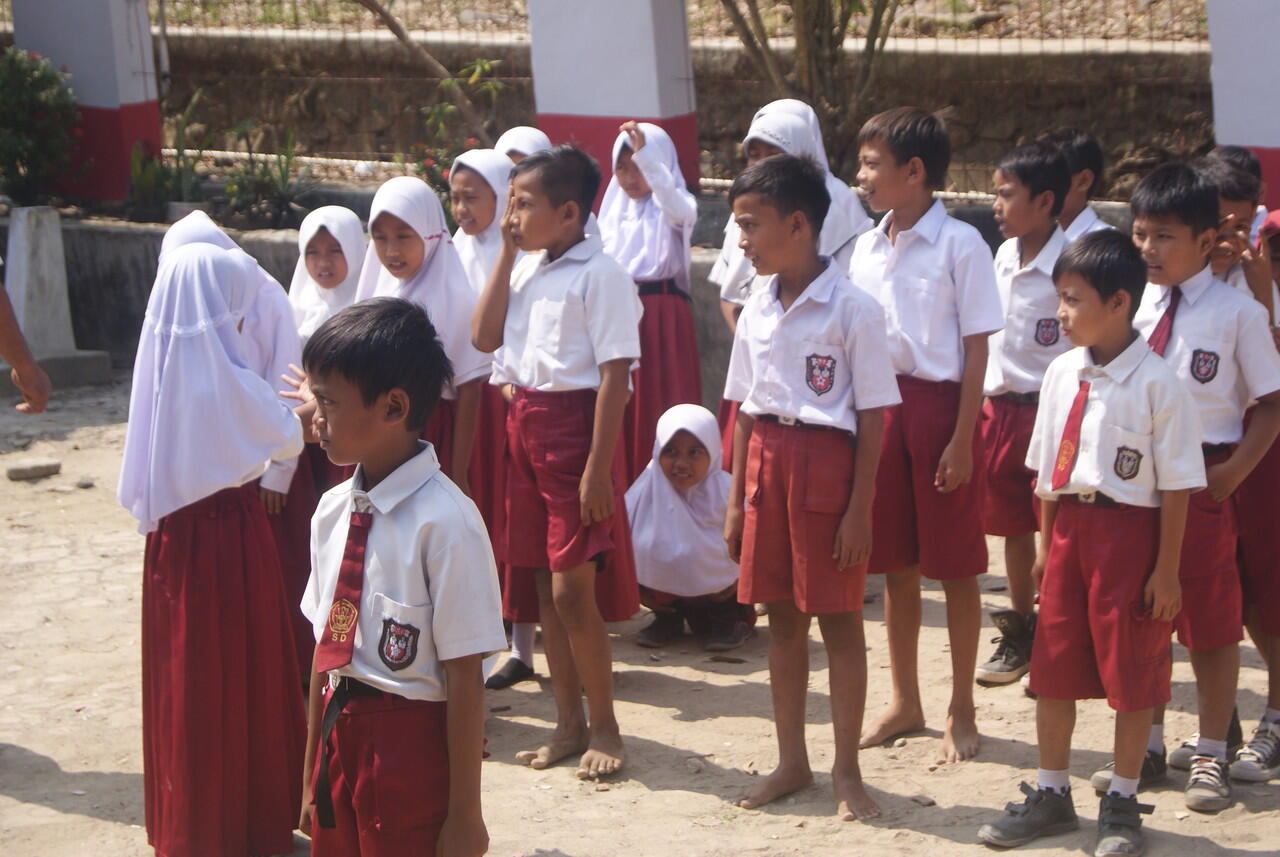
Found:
[560,199,582,229]
[382,388,411,427]
[1071,169,1094,197]
[1194,226,1218,259]
[1111,288,1131,316]
[906,156,927,187]
[1033,188,1057,217]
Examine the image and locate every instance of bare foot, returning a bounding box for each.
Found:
[516,725,589,770]
[576,727,625,779]
[938,709,980,763]
[737,763,814,809]
[834,769,881,821]
[859,702,925,749]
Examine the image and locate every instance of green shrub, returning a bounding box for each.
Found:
[0,47,81,205]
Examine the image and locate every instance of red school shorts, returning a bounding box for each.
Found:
[980,394,1040,537]
[1173,447,1243,652]
[869,376,988,579]
[1233,418,1280,636]
[739,417,867,615]
[1028,497,1172,713]
[309,689,449,857]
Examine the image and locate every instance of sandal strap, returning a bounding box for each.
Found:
[1099,795,1154,828]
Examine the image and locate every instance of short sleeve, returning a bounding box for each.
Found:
[722,301,755,403]
[953,231,1004,338]
[846,298,902,411]
[425,516,508,662]
[1150,376,1208,492]
[584,265,643,366]
[1235,300,1280,400]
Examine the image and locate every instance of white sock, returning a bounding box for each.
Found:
[511,622,536,666]
[1263,707,1280,724]
[1196,736,1229,761]
[1037,768,1070,794]
[1147,724,1165,754]
[1108,775,1139,799]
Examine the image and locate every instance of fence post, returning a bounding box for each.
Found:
[527,0,699,201]
[11,0,162,202]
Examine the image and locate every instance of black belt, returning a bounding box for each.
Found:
[636,278,688,299]
[314,676,385,828]
[1061,491,1122,507]
[1202,443,1232,457]
[758,413,853,437]
[995,391,1039,406]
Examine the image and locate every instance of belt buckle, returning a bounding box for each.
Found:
[1078,491,1097,505]
[778,415,797,426]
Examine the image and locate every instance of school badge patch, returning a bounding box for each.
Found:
[1114,446,1142,481]
[1190,349,1219,384]
[1035,318,1060,346]
[806,353,836,396]
[327,598,358,643]
[379,619,419,671]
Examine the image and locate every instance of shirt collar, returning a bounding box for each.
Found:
[350,441,440,515]
[1064,205,1100,239]
[1156,264,1214,308]
[1026,227,1067,276]
[1079,334,1151,384]
[769,258,837,310]
[874,198,947,245]
[538,232,602,272]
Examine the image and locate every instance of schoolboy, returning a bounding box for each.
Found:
[1198,157,1276,321]
[848,107,1003,763]
[978,141,1072,686]
[977,230,1204,857]
[1038,129,1112,241]
[298,298,506,857]
[1209,144,1268,242]
[722,154,901,820]
[471,145,642,780]
[1116,163,1280,812]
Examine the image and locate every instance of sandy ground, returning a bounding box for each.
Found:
[0,376,1276,857]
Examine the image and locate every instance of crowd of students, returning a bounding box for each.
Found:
[114,105,1280,857]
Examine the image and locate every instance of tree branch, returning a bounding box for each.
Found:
[743,0,790,95]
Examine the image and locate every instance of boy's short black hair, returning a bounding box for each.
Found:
[511,144,600,226]
[1052,230,1147,320]
[1130,163,1219,236]
[1197,156,1262,205]
[303,297,452,432]
[857,107,950,189]
[1037,128,1105,197]
[728,153,830,238]
[996,142,1072,217]
[1209,144,1262,179]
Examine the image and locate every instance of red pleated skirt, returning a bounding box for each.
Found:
[717,398,741,472]
[142,482,305,857]
[622,292,703,483]
[421,398,458,476]
[264,451,320,674]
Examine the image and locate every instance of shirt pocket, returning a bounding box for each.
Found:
[1102,424,1153,485]
[797,338,846,401]
[529,295,582,354]
[1009,292,1062,351]
[897,276,942,346]
[370,593,437,679]
[1183,335,1230,388]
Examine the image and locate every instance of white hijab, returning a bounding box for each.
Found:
[450,149,515,292]
[625,404,739,598]
[598,123,695,291]
[160,209,237,258]
[118,244,301,533]
[289,206,365,341]
[495,126,552,159]
[356,176,488,397]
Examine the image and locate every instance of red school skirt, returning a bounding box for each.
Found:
[717,399,740,473]
[142,482,305,857]
[622,284,703,483]
[262,451,320,675]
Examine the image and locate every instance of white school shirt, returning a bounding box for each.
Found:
[1062,205,1112,243]
[493,233,643,391]
[1135,266,1280,444]
[984,228,1071,396]
[1251,204,1267,244]
[723,260,902,433]
[1223,262,1280,325]
[848,200,1004,383]
[302,442,507,702]
[1026,337,1206,507]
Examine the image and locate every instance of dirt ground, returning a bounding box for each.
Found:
[0,376,1275,857]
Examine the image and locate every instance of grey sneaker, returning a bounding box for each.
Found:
[977,782,1078,848]
[636,611,684,648]
[1089,749,1167,794]
[1094,792,1154,857]
[1170,709,1244,769]
[1229,721,1280,783]
[1185,754,1232,813]
[976,610,1036,686]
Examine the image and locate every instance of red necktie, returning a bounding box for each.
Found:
[1051,381,1090,491]
[1146,287,1182,357]
[314,507,373,672]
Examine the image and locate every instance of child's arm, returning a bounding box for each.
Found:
[0,275,50,414]
[298,650,325,836]
[833,407,885,568]
[1240,237,1275,321]
[935,332,989,492]
[1030,497,1058,594]
[449,380,482,496]
[437,654,488,857]
[581,358,631,525]
[1146,489,1190,622]
[471,191,518,353]
[724,408,754,563]
[1209,390,1280,501]
[623,122,697,227]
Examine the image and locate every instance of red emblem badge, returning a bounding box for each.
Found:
[1035,318,1060,346]
[378,619,420,671]
[805,353,837,396]
[1190,349,1219,384]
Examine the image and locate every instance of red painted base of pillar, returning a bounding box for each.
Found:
[1249,146,1280,211]
[536,112,699,208]
[63,101,163,202]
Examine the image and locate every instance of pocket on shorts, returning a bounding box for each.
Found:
[370,701,449,833]
[370,593,437,680]
[804,441,854,515]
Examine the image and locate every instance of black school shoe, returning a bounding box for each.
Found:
[1089,748,1168,794]
[977,782,1079,848]
[1094,792,1154,857]
[975,610,1036,686]
[637,611,685,648]
[704,618,754,652]
[485,657,536,689]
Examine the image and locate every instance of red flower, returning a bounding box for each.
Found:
[423,157,436,167]
[29,51,42,61]
[466,137,478,147]
[442,169,450,181]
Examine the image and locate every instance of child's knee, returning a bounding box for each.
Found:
[551,581,596,628]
